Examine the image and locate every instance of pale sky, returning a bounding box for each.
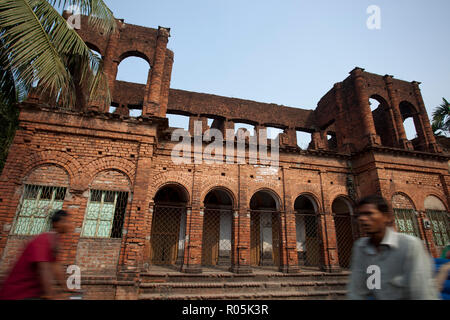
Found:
[100,0,450,142]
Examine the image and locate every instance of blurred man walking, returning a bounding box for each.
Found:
[347,195,439,300]
[0,210,72,300]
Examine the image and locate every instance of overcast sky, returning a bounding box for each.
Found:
[101,0,450,140]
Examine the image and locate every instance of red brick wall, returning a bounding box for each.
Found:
[0,15,448,278]
[392,193,415,209]
[75,238,122,275]
[25,165,69,186]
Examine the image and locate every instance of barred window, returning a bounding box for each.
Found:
[393,209,421,238]
[13,185,66,235]
[426,210,450,247]
[81,190,128,238]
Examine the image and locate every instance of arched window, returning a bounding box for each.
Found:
[12,165,69,235]
[399,101,421,149]
[81,170,130,238]
[392,193,421,238]
[424,196,450,250]
[114,55,151,117]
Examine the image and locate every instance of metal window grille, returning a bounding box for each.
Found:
[425,210,450,247]
[13,185,66,235]
[81,190,128,238]
[201,208,233,266]
[295,212,321,267]
[334,214,359,269]
[150,205,186,265]
[393,209,421,238]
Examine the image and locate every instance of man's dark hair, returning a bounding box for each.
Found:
[51,210,68,225]
[357,195,390,214]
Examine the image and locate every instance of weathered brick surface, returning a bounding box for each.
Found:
[0,16,449,299]
[75,238,122,275]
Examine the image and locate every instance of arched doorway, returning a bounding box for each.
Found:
[249,190,281,267]
[202,189,234,266]
[333,197,357,269]
[150,184,188,265]
[294,195,321,267]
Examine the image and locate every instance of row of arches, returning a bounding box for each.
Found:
[11,163,449,270]
[148,184,356,269]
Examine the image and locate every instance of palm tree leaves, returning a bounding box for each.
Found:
[47,0,116,35]
[0,0,114,108]
[432,98,450,136]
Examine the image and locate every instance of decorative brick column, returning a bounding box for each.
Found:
[350,67,381,147]
[231,208,252,274]
[230,209,239,270]
[281,127,298,149]
[60,189,89,268]
[417,211,439,257]
[93,24,121,113]
[318,212,341,273]
[279,210,300,273]
[143,27,170,116]
[189,116,208,136]
[411,81,441,153]
[181,206,203,273]
[311,131,327,150]
[223,119,235,141]
[383,75,413,150]
[334,83,351,153]
[119,143,154,272]
[159,51,174,117]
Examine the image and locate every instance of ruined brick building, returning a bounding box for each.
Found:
[0,16,449,299]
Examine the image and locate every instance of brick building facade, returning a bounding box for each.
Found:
[0,16,449,299]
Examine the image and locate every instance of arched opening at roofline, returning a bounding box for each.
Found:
[369,95,396,148]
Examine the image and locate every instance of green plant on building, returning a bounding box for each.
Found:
[0,0,116,174]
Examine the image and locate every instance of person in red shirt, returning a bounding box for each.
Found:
[0,210,73,300]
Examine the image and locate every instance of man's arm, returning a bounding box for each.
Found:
[347,241,370,300]
[405,238,439,300]
[52,262,67,289]
[37,262,57,300]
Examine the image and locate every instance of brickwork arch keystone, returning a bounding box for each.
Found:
[77,156,136,191]
[21,150,81,187]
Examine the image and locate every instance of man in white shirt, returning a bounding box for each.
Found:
[347,195,439,300]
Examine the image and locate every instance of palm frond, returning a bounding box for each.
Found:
[47,0,116,34]
[432,120,445,136]
[0,0,114,108]
[0,0,75,106]
[431,97,450,136]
